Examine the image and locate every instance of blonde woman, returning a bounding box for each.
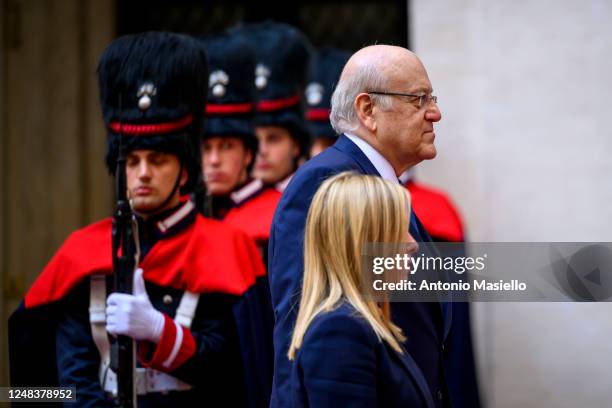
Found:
[288,172,434,407]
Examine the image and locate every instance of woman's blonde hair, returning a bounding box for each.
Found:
[288,172,411,359]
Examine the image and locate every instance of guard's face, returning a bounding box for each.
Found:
[202,136,252,196]
[253,126,300,184]
[126,149,186,215]
[374,65,442,173]
[309,137,335,158]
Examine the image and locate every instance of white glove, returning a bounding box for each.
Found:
[106,268,165,343]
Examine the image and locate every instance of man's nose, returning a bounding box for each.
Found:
[425,103,442,122]
[208,149,221,165]
[138,161,152,178]
[257,140,268,156]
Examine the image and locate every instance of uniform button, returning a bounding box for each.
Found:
[163,294,173,304]
[441,343,446,353]
[437,389,444,401]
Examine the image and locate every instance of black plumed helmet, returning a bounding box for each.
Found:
[306,47,351,141]
[232,21,314,156]
[199,31,258,155]
[97,31,209,194]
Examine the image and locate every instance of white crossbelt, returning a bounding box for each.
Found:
[89,274,200,395]
[103,366,192,396]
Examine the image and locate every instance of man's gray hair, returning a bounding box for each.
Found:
[329,62,393,134]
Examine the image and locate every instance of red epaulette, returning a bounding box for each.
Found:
[24,215,265,309]
[405,181,466,242]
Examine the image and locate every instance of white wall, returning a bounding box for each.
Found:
[411,1,612,407]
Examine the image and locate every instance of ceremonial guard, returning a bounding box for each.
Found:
[235,22,313,193]
[305,47,351,158]
[10,32,271,407]
[399,169,465,243]
[198,32,280,254]
[197,32,277,392]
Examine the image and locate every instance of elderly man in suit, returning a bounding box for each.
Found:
[268,44,480,408]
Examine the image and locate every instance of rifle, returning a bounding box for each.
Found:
[110,94,138,407]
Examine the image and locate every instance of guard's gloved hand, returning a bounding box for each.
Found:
[106,268,165,343]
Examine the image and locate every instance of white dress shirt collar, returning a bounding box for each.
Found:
[345,133,398,183]
[399,168,416,185]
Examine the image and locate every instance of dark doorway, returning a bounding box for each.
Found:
[117,0,410,51]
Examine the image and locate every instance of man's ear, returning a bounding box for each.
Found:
[179,166,189,188]
[244,148,253,168]
[291,137,301,159]
[354,93,377,132]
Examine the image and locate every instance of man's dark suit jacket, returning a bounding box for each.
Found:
[268,134,480,408]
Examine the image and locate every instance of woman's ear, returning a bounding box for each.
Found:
[354,93,377,132]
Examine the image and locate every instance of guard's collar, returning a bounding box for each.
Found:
[154,200,195,233]
[231,178,264,205]
[136,200,196,237]
[274,173,294,193]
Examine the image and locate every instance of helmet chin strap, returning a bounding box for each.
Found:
[131,162,185,218]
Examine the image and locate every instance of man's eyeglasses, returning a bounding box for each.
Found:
[367,91,438,108]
